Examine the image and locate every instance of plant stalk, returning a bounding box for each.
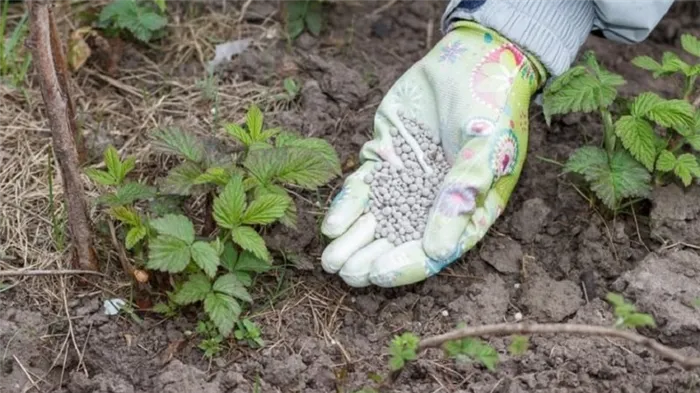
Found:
[601,108,616,159]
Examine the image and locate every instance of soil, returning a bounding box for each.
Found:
[2,2,700,393]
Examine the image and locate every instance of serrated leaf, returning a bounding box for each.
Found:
[605,292,626,307]
[191,241,220,278]
[235,250,272,273]
[246,104,264,141]
[109,206,141,226]
[103,145,125,180]
[161,161,204,195]
[687,135,700,151]
[220,241,239,272]
[99,0,137,24]
[242,194,291,225]
[631,56,662,72]
[275,133,341,175]
[564,146,608,178]
[542,69,618,123]
[224,123,253,146]
[674,153,700,186]
[138,11,167,31]
[231,226,270,261]
[173,274,211,305]
[614,115,657,171]
[287,18,304,39]
[624,313,657,328]
[98,182,156,206]
[125,225,148,249]
[147,236,191,273]
[661,52,690,75]
[235,271,252,286]
[595,150,652,210]
[212,274,252,302]
[655,150,676,172]
[213,175,246,229]
[204,293,241,337]
[150,214,195,243]
[630,93,695,129]
[193,166,232,187]
[85,168,118,186]
[151,128,205,163]
[681,34,700,58]
[273,147,339,188]
[248,142,274,151]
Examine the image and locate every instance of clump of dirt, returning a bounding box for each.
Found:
[650,184,700,245]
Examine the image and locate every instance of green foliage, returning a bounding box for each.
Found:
[606,293,657,329]
[0,0,31,89]
[442,327,499,371]
[285,0,323,40]
[508,335,529,356]
[85,104,340,354]
[388,332,419,371]
[196,321,224,358]
[544,39,700,211]
[98,0,168,43]
[234,319,265,348]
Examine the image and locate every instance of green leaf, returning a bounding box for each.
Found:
[231,226,270,262]
[235,250,272,273]
[275,133,341,175]
[224,123,253,146]
[147,236,191,273]
[508,335,529,356]
[109,206,141,226]
[242,194,291,225]
[687,135,700,151]
[173,274,212,305]
[212,175,246,229]
[193,166,233,187]
[674,153,700,187]
[631,56,662,72]
[305,0,322,36]
[631,93,695,129]
[204,293,241,337]
[655,150,676,172]
[660,52,690,76]
[564,146,609,177]
[277,147,339,188]
[220,241,239,272]
[99,0,137,24]
[150,214,195,244]
[614,115,657,171]
[681,34,700,58]
[212,274,252,303]
[287,18,305,39]
[85,168,118,186]
[191,241,220,278]
[246,104,264,141]
[138,11,167,31]
[97,182,156,206]
[161,161,204,195]
[624,313,657,328]
[388,356,404,371]
[605,292,626,308]
[125,225,148,249]
[153,0,166,12]
[234,271,252,286]
[151,128,205,163]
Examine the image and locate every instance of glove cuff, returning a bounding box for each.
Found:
[441,0,595,78]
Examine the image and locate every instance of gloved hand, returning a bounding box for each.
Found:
[320,21,546,288]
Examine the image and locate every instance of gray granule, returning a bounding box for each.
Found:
[364,118,451,246]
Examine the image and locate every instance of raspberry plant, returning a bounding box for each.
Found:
[543,34,700,211]
[98,0,168,43]
[86,104,340,345]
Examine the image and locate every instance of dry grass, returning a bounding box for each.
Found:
[0,1,287,302]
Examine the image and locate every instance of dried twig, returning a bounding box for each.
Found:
[28,0,98,271]
[418,323,700,370]
[0,269,105,277]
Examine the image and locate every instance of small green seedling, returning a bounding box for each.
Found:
[196,320,224,358]
[606,292,656,329]
[285,0,323,40]
[234,318,265,348]
[442,326,499,371]
[387,332,419,371]
[98,0,168,43]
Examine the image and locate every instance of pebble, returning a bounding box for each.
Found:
[363,115,450,246]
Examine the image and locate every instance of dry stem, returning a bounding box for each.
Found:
[28,0,98,271]
[418,323,700,370]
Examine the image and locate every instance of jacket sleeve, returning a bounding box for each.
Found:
[592,0,675,44]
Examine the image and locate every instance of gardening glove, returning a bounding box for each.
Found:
[320,21,546,288]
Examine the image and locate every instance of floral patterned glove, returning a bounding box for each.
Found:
[320,21,546,287]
